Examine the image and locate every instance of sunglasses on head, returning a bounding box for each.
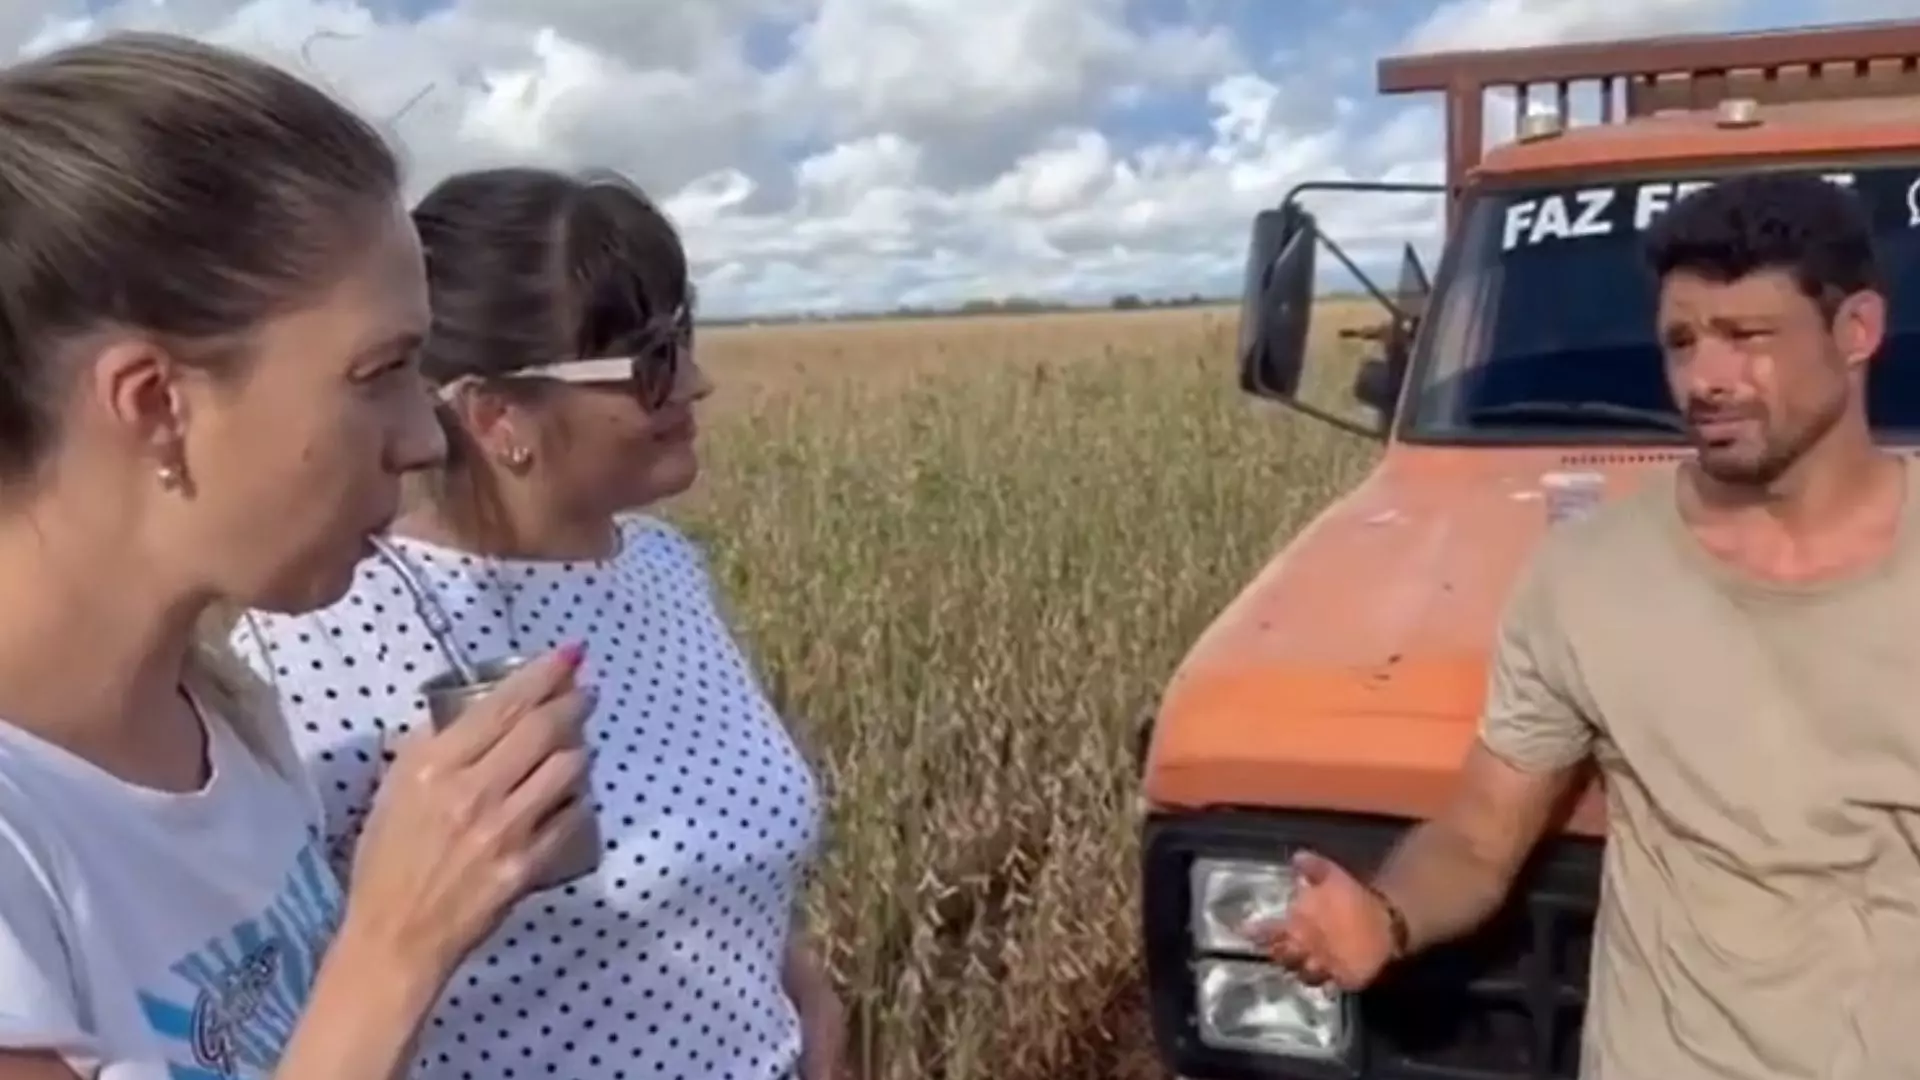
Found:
[438,306,692,410]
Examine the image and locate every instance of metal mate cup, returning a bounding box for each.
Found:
[421,654,534,731]
[375,530,607,892]
[417,653,605,890]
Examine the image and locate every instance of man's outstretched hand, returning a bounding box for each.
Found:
[1248,850,1400,992]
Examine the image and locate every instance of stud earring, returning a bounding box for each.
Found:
[156,464,184,490]
[504,446,532,468]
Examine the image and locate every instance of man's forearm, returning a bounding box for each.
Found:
[1369,820,1520,954]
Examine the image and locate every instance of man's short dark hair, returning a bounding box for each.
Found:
[1642,172,1881,317]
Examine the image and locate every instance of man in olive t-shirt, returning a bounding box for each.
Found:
[1257,173,1920,1079]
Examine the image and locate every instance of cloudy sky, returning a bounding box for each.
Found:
[5,0,1909,316]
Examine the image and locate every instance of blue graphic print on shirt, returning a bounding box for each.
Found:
[134,841,343,1079]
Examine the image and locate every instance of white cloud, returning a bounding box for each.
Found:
[1402,0,1736,54]
[0,0,1897,316]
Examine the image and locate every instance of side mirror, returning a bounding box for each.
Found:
[1233,180,1445,439]
[1237,204,1317,400]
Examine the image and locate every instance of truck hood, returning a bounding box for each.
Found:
[1143,447,1687,832]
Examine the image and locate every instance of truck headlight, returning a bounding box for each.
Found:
[1188,858,1353,1059]
[1190,857,1296,954]
[1196,959,1350,1059]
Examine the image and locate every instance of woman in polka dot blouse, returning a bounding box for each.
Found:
[229,166,841,1080]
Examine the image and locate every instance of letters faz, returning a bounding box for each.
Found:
[1500,174,1856,251]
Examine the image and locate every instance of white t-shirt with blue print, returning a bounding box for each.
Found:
[0,706,340,1079]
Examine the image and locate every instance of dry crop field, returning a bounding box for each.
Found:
[667,300,1383,1080]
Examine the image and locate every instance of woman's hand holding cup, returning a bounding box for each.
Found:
[335,641,595,981]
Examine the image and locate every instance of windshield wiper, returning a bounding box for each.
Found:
[1468,400,1686,432]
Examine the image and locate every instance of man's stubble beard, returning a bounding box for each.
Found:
[1693,391,1848,490]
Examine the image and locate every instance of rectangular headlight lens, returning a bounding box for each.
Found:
[1195,958,1350,1059]
[1190,857,1296,954]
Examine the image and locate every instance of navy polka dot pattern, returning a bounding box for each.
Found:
[230,515,822,1080]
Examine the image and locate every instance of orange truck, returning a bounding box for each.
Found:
[1137,19,1920,1080]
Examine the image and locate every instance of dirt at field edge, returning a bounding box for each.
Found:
[1006,960,1170,1080]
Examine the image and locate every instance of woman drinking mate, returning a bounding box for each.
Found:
[233,166,843,1080]
[0,34,591,1080]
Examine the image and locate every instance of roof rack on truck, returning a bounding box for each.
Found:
[1377,20,1920,221]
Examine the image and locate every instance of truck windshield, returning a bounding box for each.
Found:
[1401,161,1920,444]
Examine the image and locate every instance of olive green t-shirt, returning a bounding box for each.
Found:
[1481,462,1920,1080]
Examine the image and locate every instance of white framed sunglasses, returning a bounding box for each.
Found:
[437,305,692,409]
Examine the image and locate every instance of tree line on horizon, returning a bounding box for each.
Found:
[699,288,1386,328]
[702,292,1233,327]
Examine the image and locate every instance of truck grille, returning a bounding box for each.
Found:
[1142,810,1602,1080]
[1364,846,1596,1080]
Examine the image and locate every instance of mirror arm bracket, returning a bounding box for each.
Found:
[1316,232,1404,323]
[1271,397,1384,440]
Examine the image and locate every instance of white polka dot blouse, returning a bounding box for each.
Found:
[230,515,823,1080]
